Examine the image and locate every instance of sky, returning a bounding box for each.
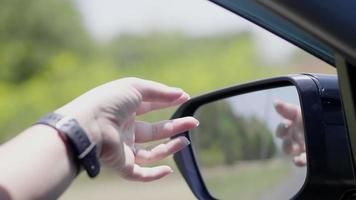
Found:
[76,0,249,40]
[76,0,295,64]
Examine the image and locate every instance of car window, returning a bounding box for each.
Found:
[211,0,335,65]
[0,0,334,199]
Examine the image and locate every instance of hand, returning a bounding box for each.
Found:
[56,77,199,182]
[274,100,306,167]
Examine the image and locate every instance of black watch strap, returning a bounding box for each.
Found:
[36,113,100,178]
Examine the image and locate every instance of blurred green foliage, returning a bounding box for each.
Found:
[0,0,93,83]
[0,0,291,142]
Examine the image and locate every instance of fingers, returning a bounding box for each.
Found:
[293,152,307,167]
[125,78,190,103]
[127,164,173,182]
[136,93,189,115]
[282,139,303,155]
[135,136,190,165]
[274,100,300,121]
[277,120,307,167]
[276,120,306,154]
[276,120,292,139]
[125,137,190,181]
[106,143,175,182]
[135,117,199,143]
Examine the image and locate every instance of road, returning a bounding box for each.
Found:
[259,167,306,200]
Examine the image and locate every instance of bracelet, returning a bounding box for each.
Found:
[36,113,100,178]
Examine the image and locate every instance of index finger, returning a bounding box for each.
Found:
[135,117,199,143]
[125,78,189,103]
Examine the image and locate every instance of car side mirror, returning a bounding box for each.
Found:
[171,74,354,200]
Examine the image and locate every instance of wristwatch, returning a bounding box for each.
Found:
[36,113,100,178]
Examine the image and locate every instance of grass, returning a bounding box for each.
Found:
[60,158,303,200]
[201,159,293,199]
[60,158,195,200]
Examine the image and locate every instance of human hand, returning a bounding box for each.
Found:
[56,77,199,181]
[274,100,306,167]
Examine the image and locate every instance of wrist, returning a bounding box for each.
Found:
[55,105,103,155]
[36,112,101,178]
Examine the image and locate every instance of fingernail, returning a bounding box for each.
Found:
[184,138,191,146]
[195,120,200,127]
[273,99,282,106]
[180,137,191,146]
[182,92,190,100]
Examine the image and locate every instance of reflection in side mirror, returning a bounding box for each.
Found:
[190,86,306,200]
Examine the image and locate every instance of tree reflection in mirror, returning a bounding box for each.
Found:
[190,86,306,200]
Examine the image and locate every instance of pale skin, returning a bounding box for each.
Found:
[274,100,306,167]
[0,77,199,200]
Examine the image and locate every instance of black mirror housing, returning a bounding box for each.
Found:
[171,73,355,200]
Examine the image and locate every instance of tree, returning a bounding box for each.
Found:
[0,0,92,83]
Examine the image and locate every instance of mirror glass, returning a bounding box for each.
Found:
[191,86,306,200]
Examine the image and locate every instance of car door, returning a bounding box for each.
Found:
[172,1,356,199]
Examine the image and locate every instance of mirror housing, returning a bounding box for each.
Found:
[172,74,354,199]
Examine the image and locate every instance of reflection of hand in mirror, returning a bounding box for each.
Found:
[274,100,306,167]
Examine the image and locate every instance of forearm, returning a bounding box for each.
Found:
[0,77,198,199]
[0,125,77,200]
